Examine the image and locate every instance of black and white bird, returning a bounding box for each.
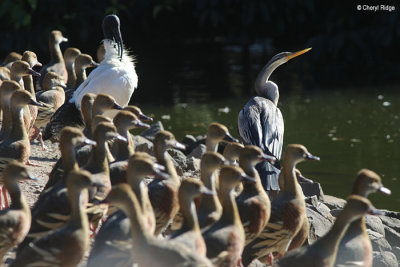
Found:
[43,14,137,142]
[237,48,311,193]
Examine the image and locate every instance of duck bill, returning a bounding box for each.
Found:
[200,186,216,196]
[26,175,39,181]
[83,137,96,146]
[113,102,124,110]
[378,186,391,195]
[305,152,320,161]
[258,154,276,164]
[368,208,386,216]
[173,141,186,150]
[153,170,170,180]
[90,61,100,68]
[28,68,41,77]
[29,99,44,107]
[296,173,313,184]
[139,112,153,122]
[61,37,68,43]
[153,163,166,172]
[223,132,239,143]
[35,61,42,67]
[113,134,128,143]
[241,173,257,183]
[134,121,150,129]
[286,48,312,61]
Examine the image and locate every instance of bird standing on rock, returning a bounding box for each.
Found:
[44,14,137,142]
[238,48,311,197]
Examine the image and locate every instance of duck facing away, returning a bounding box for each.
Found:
[0,161,35,261]
[242,144,319,266]
[275,195,384,267]
[238,48,311,193]
[335,169,391,267]
[44,15,137,142]
[12,169,103,267]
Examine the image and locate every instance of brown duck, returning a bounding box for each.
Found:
[202,165,255,267]
[223,142,244,165]
[242,144,320,266]
[0,80,21,141]
[206,122,238,152]
[63,47,81,89]
[12,169,103,267]
[335,169,391,267]
[275,195,384,267]
[236,145,275,243]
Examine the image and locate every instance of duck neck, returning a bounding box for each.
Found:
[240,162,264,194]
[281,159,300,196]
[67,187,90,242]
[61,143,78,181]
[199,168,221,213]
[8,183,30,215]
[219,185,241,227]
[115,127,133,161]
[22,75,35,97]
[128,175,149,212]
[50,40,64,63]
[86,139,109,173]
[74,66,86,88]
[0,95,13,138]
[11,105,27,140]
[206,139,218,152]
[180,197,200,233]
[124,196,152,247]
[67,62,77,89]
[11,74,24,87]
[154,144,179,187]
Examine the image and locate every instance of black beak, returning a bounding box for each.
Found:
[305,152,320,161]
[134,120,150,129]
[102,15,123,61]
[223,132,239,143]
[29,99,44,107]
[138,112,153,122]
[28,68,41,77]
[113,102,123,110]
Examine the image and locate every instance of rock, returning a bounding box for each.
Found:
[392,247,400,262]
[365,215,385,236]
[306,202,335,223]
[384,225,400,248]
[373,251,398,267]
[368,229,392,252]
[181,135,196,148]
[187,144,206,159]
[299,181,325,201]
[306,207,334,244]
[186,157,200,172]
[167,148,187,175]
[140,121,164,141]
[305,195,319,207]
[330,208,341,217]
[380,216,400,233]
[323,195,346,210]
[131,135,154,155]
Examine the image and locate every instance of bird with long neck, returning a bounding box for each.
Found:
[87,153,169,267]
[0,161,35,261]
[74,53,98,89]
[100,184,213,267]
[169,178,214,257]
[236,145,275,244]
[206,122,238,152]
[242,144,320,266]
[17,127,95,253]
[12,170,103,267]
[0,80,21,141]
[202,165,256,267]
[63,47,81,89]
[238,48,311,193]
[275,195,384,267]
[123,105,153,122]
[36,30,68,90]
[335,169,391,267]
[10,60,41,89]
[148,130,185,236]
[197,152,225,228]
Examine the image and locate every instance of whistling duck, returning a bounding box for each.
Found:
[223,142,244,165]
[236,145,275,244]
[0,80,21,141]
[242,144,319,266]
[238,48,311,192]
[0,67,10,83]
[34,72,66,148]
[206,122,238,152]
[148,130,185,236]
[74,53,99,89]
[1,52,22,70]
[63,47,81,89]
[80,93,96,138]
[123,105,153,122]
[100,184,213,266]
[36,30,68,90]
[109,111,150,185]
[16,127,95,253]
[0,161,35,261]
[275,195,384,267]
[44,15,137,141]
[335,169,391,267]
[87,154,168,267]
[202,165,256,267]
[169,178,214,257]
[12,169,103,267]
[197,152,225,228]
[0,90,42,208]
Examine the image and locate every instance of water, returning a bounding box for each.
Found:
[137,87,400,211]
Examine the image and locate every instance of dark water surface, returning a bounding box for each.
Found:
[138,87,399,211]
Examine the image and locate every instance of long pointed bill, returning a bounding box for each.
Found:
[286,48,312,61]
[28,68,41,77]
[378,186,391,195]
[134,121,150,129]
[200,186,216,196]
[102,15,123,61]
[305,152,320,161]
[139,112,153,122]
[223,132,239,143]
[29,99,44,107]
[113,102,123,110]
[368,208,386,216]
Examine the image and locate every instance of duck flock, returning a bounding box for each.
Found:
[0,14,394,267]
